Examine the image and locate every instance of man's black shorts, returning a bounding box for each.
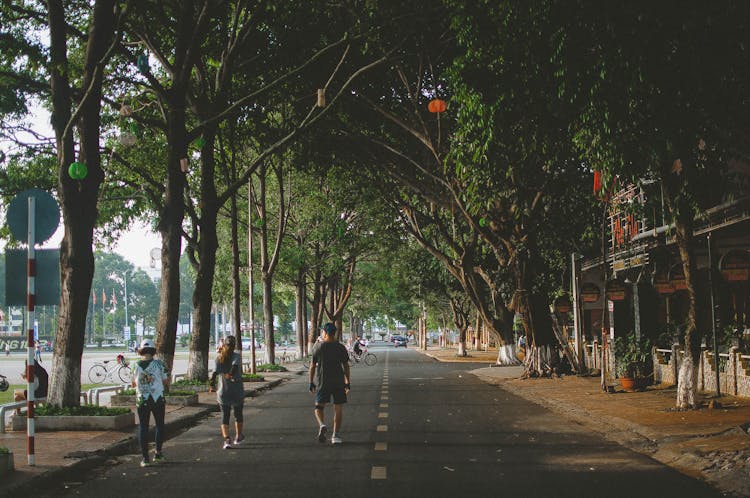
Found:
[316,387,347,404]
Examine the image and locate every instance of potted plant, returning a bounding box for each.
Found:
[615,333,652,392]
[0,446,14,475]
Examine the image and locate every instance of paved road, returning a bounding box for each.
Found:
[39,346,721,498]
[0,347,298,384]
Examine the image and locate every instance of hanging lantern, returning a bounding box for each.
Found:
[119,132,137,147]
[180,158,189,173]
[119,104,133,117]
[478,217,487,227]
[195,137,206,148]
[428,99,447,113]
[317,88,326,107]
[68,161,88,180]
[136,53,149,74]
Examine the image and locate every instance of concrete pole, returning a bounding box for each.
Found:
[571,253,584,372]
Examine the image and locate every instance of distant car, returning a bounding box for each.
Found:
[393,336,407,347]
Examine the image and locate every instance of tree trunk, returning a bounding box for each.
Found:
[674,216,701,409]
[661,159,703,409]
[261,272,275,364]
[155,106,187,376]
[230,190,243,354]
[308,264,324,347]
[295,270,305,359]
[47,0,115,407]
[302,289,309,356]
[187,131,219,381]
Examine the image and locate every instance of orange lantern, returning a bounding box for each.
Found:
[428,99,447,113]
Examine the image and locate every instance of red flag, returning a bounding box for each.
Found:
[93,291,96,305]
[593,170,602,195]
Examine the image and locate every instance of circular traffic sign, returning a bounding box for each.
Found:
[7,188,60,244]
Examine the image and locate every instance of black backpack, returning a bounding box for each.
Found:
[34,363,49,398]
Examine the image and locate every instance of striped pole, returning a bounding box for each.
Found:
[26,196,36,466]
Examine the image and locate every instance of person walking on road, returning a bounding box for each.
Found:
[132,339,169,467]
[4,343,9,356]
[209,335,245,449]
[34,344,42,363]
[309,322,350,445]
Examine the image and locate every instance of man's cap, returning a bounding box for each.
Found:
[322,322,336,335]
[139,339,155,350]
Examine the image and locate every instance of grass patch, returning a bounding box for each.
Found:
[255,364,287,372]
[242,373,265,381]
[35,404,131,416]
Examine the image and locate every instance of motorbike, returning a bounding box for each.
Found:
[0,374,8,392]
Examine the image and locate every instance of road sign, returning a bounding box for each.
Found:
[6,189,60,244]
[4,249,60,306]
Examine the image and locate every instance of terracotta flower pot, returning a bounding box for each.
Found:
[620,377,637,392]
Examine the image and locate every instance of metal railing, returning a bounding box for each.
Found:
[87,384,128,406]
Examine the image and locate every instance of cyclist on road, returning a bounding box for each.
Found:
[352,336,365,359]
[309,322,350,445]
[132,339,169,467]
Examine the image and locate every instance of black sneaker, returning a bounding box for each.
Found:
[317,425,327,443]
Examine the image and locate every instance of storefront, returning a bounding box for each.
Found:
[574,181,750,379]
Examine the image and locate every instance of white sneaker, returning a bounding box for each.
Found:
[331,434,342,445]
[317,425,327,443]
[222,438,232,449]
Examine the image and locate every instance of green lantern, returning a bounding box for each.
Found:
[68,161,88,180]
[136,53,149,74]
[479,217,487,227]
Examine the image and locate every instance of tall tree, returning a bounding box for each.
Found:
[46,0,120,406]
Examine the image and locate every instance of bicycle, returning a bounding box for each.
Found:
[88,354,132,384]
[349,347,377,366]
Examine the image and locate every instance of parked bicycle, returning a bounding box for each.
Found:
[88,354,132,384]
[348,347,377,366]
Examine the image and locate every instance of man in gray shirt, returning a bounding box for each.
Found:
[309,323,350,445]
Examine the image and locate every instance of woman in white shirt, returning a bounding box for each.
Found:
[132,339,169,467]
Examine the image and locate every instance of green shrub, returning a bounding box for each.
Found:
[256,364,287,372]
[242,373,265,381]
[0,447,9,454]
[36,404,131,416]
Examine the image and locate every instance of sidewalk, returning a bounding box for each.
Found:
[421,345,750,497]
[0,369,301,498]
